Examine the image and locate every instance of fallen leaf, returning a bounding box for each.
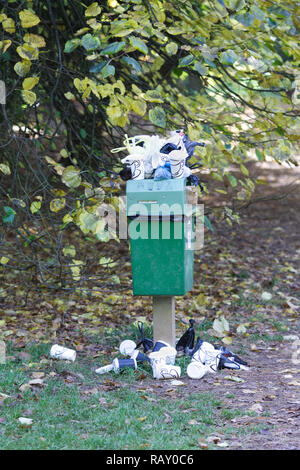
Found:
[28,378,44,386]
[137,416,147,422]
[31,372,45,379]
[224,375,244,383]
[171,380,185,386]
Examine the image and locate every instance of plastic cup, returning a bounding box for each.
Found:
[113,358,137,371]
[169,158,185,179]
[130,350,151,363]
[50,344,76,362]
[119,340,137,356]
[187,361,207,379]
[154,363,181,380]
[130,160,144,180]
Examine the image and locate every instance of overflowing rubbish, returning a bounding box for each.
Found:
[112,130,205,185]
[94,320,249,381]
[50,344,76,362]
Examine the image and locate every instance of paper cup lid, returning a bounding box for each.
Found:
[187,362,207,379]
[119,340,137,355]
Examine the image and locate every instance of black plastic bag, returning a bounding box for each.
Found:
[176,319,195,354]
[136,321,154,353]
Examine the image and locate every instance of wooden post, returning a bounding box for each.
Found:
[152,296,175,347]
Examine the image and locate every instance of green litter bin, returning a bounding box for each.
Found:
[126,178,197,296]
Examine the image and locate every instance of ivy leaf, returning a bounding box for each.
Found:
[129,36,148,55]
[64,39,81,53]
[50,198,66,213]
[226,173,238,187]
[30,200,41,214]
[81,34,101,51]
[100,41,125,56]
[0,163,11,175]
[219,49,238,65]
[121,56,142,73]
[14,60,31,77]
[61,166,82,188]
[102,63,115,79]
[21,90,37,105]
[2,18,15,34]
[17,44,39,61]
[178,54,194,67]
[166,42,178,55]
[19,10,40,28]
[149,106,166,128]
[23,34,46,48]
[2,206,16,224]
[22,76,39,91]
[85,2,102,17]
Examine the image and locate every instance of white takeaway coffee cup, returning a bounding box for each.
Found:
[154,363,181,380]
[119,340,137,356]
[50,344,76,362]
[187,361,208,379]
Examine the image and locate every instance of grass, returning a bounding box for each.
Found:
[0,341,262,450]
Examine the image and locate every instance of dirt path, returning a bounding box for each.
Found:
[187,159,300,449]
[133,158,300,450]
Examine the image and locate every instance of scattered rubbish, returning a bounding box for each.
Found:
[218,346,249,371]
[152,340,171,352]
[50,344,76,362]
[187,361,208,380]
[130,350,151,364]
[176,319,195,356]
[113,130,205,185]
[119,339,137,356]
[153,363,181,380]
[135,321,154,353]
[95,358,137,375]
[95,322,249,383]
[18,417,33,427]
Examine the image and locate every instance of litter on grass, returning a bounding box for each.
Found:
[94,320,249,381]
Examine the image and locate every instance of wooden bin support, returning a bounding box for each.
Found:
[152,296,175,347]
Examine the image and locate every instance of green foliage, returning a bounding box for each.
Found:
[0,0,299,288]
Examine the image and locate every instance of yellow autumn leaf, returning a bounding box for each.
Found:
[0,163,11,175]
[24,33,46,48]
[137,416,147,422]
[19,9,40,28]
[17,44,39,60]
[0,257,9,265]
[50,198,66,212]
[106,106,122,120]
[2,17,15,34]
[30,200,41,214]
[22,76,39,90]
[0,39,12,54]
[131,99,147,116]
[14,60,31,77]
[21,90,37,105]
[85,2,102,17]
